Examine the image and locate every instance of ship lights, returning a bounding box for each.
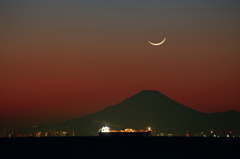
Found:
[125,129,133,132]
[101,126,110,132]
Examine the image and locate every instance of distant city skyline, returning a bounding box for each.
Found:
[1,0,240,128]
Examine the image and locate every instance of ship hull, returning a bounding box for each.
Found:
[99,131,151,137]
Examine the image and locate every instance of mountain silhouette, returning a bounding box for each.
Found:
[25,90,240,136]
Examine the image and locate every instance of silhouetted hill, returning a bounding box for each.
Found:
[24,90,240,136]
[206,110,240,133]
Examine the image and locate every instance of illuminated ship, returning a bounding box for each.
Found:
[98,125,152,137]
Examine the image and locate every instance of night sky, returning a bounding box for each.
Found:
[1,0,240,128]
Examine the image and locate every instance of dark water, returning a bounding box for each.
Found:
[1,137,240,158]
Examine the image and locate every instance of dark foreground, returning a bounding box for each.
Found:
[1,137,240,158]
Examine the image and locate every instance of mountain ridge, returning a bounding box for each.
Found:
[21,90,240,136]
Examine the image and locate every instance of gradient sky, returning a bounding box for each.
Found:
[1,0,240,128]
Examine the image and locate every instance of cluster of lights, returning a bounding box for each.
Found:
[101,126,110,132]
[100,126,152,133]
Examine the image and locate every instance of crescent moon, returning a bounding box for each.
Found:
[148,37,166,46]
